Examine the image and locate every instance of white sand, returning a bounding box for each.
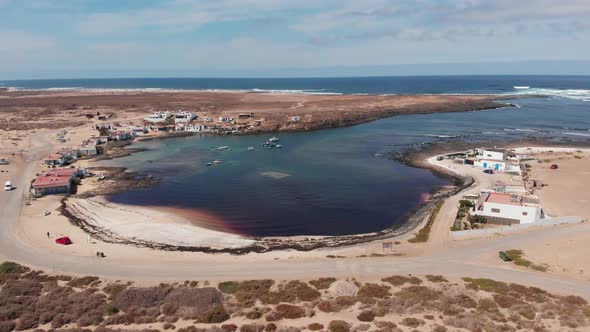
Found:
[67,197,256,249]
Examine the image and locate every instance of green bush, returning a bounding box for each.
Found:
[459,200,474,208]
[408,202,443,243]
[0,261,29,275]
[106,305,119,315]
[218,281,240,294]
[468,215,487,224]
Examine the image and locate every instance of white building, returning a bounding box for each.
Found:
[477,149,505,160]
[183,124,211,133]
[79,145,98,156]
[290,116,302,122]
[218,116,234,123]
[474,159,507,171]
[474,192,545,224]
[128,125,148,135]
[144,111,172,123]
[174,110,197,123]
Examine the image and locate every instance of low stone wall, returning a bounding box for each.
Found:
[450,216,584,239]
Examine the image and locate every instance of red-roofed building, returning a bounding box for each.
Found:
[44,154,65,166]
[474,192,545,225]
[31,168,80,196]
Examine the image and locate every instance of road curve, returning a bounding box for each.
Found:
[0,132,589,299]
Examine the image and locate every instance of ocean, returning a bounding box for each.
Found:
[6,76,589,237]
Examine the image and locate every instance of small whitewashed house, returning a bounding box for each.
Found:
[474,192,545,224]
[477,149,505,161]
[174,110,197,123]
[184,124,211,133]
[79,145,98,156]
[218,116,234,123]
[144,111,172,123]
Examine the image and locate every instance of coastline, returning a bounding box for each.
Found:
[58,128,590,254]
[57,138,476,254]
[3,88,588,256]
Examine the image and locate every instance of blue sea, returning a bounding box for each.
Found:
[5,76,589,237]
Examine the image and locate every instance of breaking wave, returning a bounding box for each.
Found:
[511,87,590,102]
[2,86,342,95]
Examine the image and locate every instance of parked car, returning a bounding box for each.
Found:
[4,180,13,191]
[0,159,9,165]
[550,164,559,169]
[484,169,494,174]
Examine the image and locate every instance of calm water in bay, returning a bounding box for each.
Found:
[11,76,587,236]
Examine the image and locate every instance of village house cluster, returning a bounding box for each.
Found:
[441,148,548,229]
[141,109,273,134]
[30,109,301,197]
[32,123,138,197]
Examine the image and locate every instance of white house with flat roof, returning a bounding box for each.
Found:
[144,111,172,123]
[474,192,544,224]
[174,110,197,123]
[476,148,505,160]
[183,124,211,133]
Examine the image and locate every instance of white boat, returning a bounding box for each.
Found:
[275,144,282,149]
[213,160,223,164]
[214,146,230,151]
[513,86,530,90]
[206,162,212,166]
[247,146,255,151]
[269,137,279,142]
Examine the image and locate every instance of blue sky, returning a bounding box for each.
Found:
[1,0,590,78]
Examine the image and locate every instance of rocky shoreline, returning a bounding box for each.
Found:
[59,143,474,254]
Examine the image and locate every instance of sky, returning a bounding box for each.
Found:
[1,0,590,79]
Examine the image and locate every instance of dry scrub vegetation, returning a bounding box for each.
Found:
[1,261,589,332]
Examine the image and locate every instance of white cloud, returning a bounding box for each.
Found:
[76,0,328,35]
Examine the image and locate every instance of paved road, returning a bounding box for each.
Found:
[0,132,589,298]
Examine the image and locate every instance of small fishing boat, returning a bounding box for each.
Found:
[269,137,279,142]
[247,146,255,151]
[213,160,223,164]
[214,146,230,151]
[206,162,212,166]
[513,86,530,90]
[275,144,282,149]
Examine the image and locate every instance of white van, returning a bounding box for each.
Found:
[4,181,12,191]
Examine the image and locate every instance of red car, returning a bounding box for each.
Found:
[55,236,72,245]
[550,164,559,170]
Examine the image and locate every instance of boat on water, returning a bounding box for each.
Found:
[213,160,223,164]
[212,146,230,151]
[269,137,279,142]
[247,146,255,151]
[513,86,530,90]
[206,162,213,166]
[262,141,283,149]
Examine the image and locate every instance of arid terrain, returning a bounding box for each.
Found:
[0,89,509,133]
[2,261,590,332]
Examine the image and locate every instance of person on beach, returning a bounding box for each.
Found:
[46,232,50,238]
